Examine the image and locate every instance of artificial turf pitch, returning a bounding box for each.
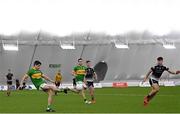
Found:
[0,86,180,113]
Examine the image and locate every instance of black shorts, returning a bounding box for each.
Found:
[149,78,159,86]
[16,84,20,89]
[55,81,61,87]
[87,81,94,88]
[7,81,12,85]
[73,78,76,86]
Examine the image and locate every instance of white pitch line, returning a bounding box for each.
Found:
[94,93,176,97]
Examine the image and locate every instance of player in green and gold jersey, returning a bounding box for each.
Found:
[19,60,67,112]
[71,58,91,104]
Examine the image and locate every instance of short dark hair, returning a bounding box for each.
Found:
[157,57,163,61]
[86,60,91,63]
[78,58,83,62]
[34,60,41,66]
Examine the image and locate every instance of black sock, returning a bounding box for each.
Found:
[147,94,151,98]
[7,92,10,96]
[91,96,94,101]
[84,99,87,102]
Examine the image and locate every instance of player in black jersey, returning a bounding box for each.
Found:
[85,60,97,104]
[142,57,178,106]
[6,69,14,96]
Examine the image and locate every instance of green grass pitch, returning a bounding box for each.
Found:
[0,86,180,113]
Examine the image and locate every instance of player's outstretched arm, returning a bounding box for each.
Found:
[19,74,29,89]
[42,74,55,83]
[167,70,176,75]
[143,69,152,83]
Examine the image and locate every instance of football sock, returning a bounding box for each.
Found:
[47,105,52,109]
[91,96,94,101]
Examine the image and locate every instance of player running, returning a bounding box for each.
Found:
[6,69,14,96]
[71,58,90,104]
[85,60,97,104]
[142,57,178,106]
[19,60,67,112]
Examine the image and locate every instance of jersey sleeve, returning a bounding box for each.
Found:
[151,67,154,71]
[40,71,43,76]
[165,66,169,71]
[73,66,77,71]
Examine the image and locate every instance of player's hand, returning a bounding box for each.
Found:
[141,81,146,86]
[176,70,180,74]
[141,79,146,85]
[83,80,87,85]
[141,81,144,85]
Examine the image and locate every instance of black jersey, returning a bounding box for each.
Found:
[6,73,13,81]
[85,68,95,82]
[151,65,169,78]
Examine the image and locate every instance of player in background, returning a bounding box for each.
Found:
[142,57,178,106]
[15,79,20,90]
[71,58,90,104]
[85,60,97,104]
[54,70,63,95]
[55,70,62,88]
[19,60,67,112]
[6,69,14,96]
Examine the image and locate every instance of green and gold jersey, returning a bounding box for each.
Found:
[73,65,87,82]
[27,67,45,90]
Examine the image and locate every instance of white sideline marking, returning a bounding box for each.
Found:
[95,94,176,97]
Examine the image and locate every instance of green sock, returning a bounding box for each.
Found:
[47,105,52,109]
[91,96,94,101]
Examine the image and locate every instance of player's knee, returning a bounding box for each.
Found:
[48,90,55,95]
[90,92,94,96]
[155,88,160,92]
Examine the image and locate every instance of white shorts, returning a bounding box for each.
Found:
[39,83,47,90]
[76,81,87,90]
